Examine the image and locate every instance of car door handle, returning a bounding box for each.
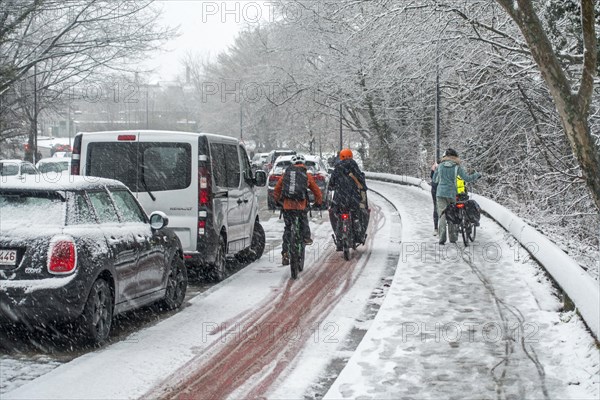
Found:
[243,199,248,203]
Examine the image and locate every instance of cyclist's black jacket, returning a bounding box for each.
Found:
[329,159,367,210]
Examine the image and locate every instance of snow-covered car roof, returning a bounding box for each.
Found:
[36,157,71,165]
[0,159,28,164]
[274,154,323,165]
[0,175,126,192]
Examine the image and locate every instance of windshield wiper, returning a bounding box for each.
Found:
[139,172,156,201]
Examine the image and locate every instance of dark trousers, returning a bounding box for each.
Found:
[431,188,439,229]
[282,210,310,254]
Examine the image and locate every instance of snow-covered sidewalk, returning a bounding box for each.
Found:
[325,181,599,399]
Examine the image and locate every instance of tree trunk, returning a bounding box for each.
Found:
[496,0,600,210]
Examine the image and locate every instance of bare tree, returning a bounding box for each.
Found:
[496,0,600,210]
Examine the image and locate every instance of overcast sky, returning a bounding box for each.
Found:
[145,1,269,82]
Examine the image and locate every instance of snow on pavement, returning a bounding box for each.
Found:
[325,180,599,400]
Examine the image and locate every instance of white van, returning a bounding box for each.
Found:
[72,130,267,281]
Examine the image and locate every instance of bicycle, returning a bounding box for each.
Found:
[287,210,306,280]
[333,209,361,261]
[454,195,477,246]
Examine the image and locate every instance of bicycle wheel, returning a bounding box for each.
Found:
[298,242,305,272]
[468,224,477,242]
[460,214,469,246]
[289,216,300,279]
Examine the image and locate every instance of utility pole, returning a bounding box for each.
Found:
[33,63,38,164]
[339,103,343,151]
[435,66,441,162]
[145,85,149,129]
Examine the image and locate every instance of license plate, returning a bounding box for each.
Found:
[0,249,18,266]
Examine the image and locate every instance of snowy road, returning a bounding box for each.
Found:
[1,180,598,399]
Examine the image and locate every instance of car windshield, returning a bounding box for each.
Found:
[0,192,65,226]
[0,164,18,176]
[38,161,69,173]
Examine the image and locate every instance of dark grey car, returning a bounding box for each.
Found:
[0,176,187,344]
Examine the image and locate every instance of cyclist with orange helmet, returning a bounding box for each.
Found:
[328,148,369,250]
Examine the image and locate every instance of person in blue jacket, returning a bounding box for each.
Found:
[433,148,481,244]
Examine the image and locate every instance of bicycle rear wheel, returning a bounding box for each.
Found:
[468,224,477,242]
[460,215,469,246]
[289,216,300,279]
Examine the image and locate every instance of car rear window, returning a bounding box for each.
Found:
[0,164,18,176]
[0,192,65,226]
[86,142,192,192]
[38,161,69,173]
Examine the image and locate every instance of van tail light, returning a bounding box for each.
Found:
[71,134,82,175]
[198,220,206,236]
[198,166,211,207]
[48,239,77,274]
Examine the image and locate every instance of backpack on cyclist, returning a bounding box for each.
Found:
[465,199,481,224]
[282,165,308,200]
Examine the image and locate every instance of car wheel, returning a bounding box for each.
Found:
[79,279,113,345]
[248,221,266,261]
[212,235,227,282]
[160,253,188,310]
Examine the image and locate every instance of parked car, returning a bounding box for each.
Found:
[52,151,72,158]
[267,154,330,210]
[36,157,71,175]
[0,175,187,345]
[251,152,269,171]
[0,159,39,177]
[263,149,296,173]
[72,130,268,281]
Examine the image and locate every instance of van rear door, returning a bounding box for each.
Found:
[137,132,196,252]
[81,131,197,252]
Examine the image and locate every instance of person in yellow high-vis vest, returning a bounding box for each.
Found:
[432,148,481,245]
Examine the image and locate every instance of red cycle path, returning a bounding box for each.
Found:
[145,205,385,400]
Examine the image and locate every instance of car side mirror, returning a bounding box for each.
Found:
[149,211,169,230]
[254,170,267,187]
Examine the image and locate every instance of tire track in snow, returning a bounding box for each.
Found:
[145,200,392,400]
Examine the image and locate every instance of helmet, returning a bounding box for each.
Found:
[443,148,458,157]
[339,148,353,160]
[291,154,305,165]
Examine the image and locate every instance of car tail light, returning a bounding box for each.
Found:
[269,174,280,182]
[71,134,82,175]
[456,203,465,209]
[313,174,325,181]
[341,213,350,220]
[48,239,77,274]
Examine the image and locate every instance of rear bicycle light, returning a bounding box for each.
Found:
[456,203,465,209]
[341,213,350,220]
[48,238,77,274]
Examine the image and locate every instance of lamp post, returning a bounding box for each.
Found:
[339,103,343,151]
